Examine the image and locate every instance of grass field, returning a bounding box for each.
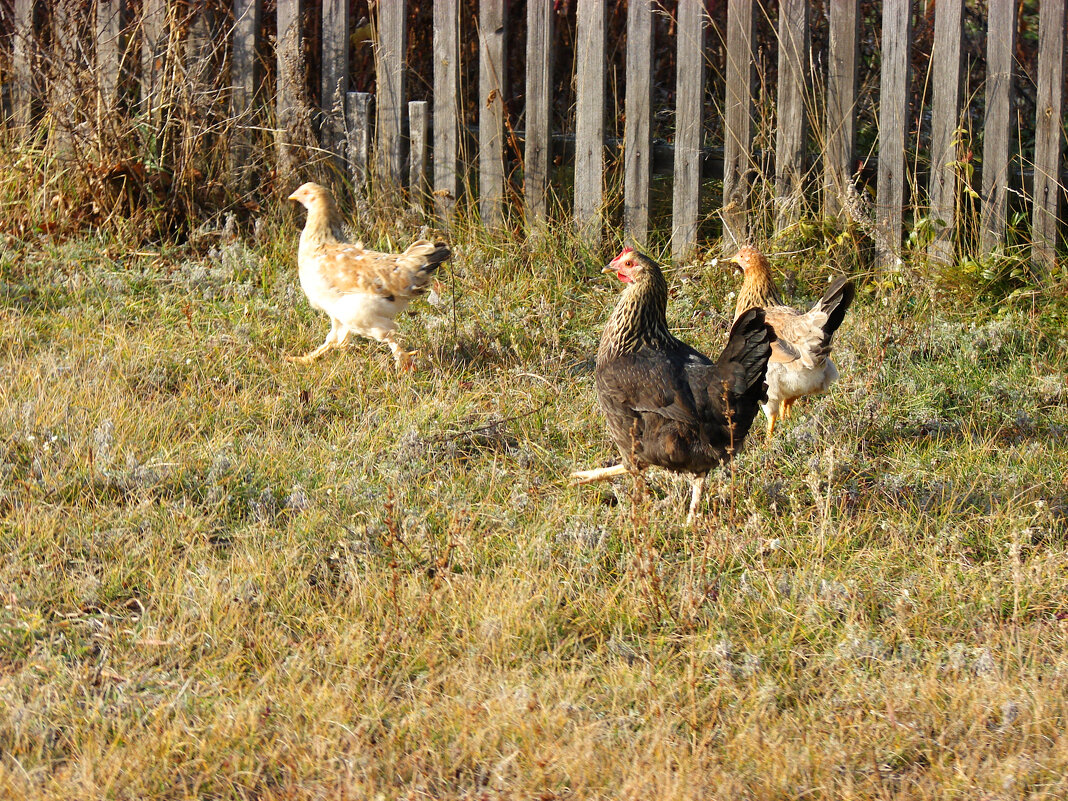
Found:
[2,214,1068,799]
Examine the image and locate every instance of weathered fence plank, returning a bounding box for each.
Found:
[96,0,124,114]
[672,0,704,262]
[774,0,809,234]
[624,0,653,246]
[376,0,407,189]
[722,0,755,246]
[409,100,429,212]
[50,0,80,145]
[524,0,554,226]
[346,91,372,193]
[230,0,261,174]
[433,0,460,218]
[12,0,36,129]
[825,0,858,216]
[574,0,606,246]
[141,0,165,122]
[979,0,1017,254]
[478,0,506,226]
[276,0,305,178]
[927,0,964,264]
[321,0,350,162]
[875,0,912,268]
[1031,0,1066,274]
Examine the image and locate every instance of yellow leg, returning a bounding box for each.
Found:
[767,413,778,437]
[287,320,341,363]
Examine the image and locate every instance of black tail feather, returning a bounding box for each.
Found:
[819,277,855,341]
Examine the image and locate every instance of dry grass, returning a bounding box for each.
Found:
[1,200,1067,800]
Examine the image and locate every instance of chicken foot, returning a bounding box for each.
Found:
[287,319,344,363]
[686,474,707,527]
[570,463,630,484]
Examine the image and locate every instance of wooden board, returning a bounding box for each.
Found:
[12,0,35,129]
[409,100,429,213]
[722,0,754,246]
[524,0,554,226]
[824,0,858,216]
[276,0,305,179]
[1031,0,1066,275]
[672,0,704,262]
[774,0,809,234]
[140,0,165,122]
[433,0,460,218]
[574,0,606,247]
[346,92,372,193]
[979,0,1017,254]
[478,0,506,226]
[320,0,350,162]
[874,0,912,268]
[926,0,964,264]
[376,0,407,189]
[624,0,653,246]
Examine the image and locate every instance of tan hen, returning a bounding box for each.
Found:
[287,182,450,371]
[727,246,855,436]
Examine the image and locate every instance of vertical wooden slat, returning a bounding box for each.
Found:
[276,0,304,179]
[874,0,912,268]
[672,0,705,262]
[376,0,407,189]
[346,91,372,193]
[231,0,261,116]
[12,0,36,129]
[774,0,809,234]
[141,0,166,122]
[574,0,606,246]
[478,0,506,226]
[926,0,964,264]
[433,0,460,218]
[1031,0,1066,274]
[825,0,858,216]
[624,0,653,246]
[321,0,350,161]
[50,0,79,146]
[722,0,755,246]
[409,100,429,212]
[980,0,1017,254]
[231,0,262,173]
[524,0,554,225]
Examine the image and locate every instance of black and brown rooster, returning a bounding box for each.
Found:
[573,248,775,524]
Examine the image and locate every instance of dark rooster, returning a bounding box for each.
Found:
[572,248,775,524]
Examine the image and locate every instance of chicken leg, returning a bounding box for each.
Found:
[570,463,630,484]
[288,318,343,363]
[686,474,707,526]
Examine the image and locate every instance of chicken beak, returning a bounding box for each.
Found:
[601,265,615,274]
[287,191,300,203]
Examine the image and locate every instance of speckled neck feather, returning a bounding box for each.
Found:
[597,253,676,365]
[734,250,783,320]
[301,192,347,247]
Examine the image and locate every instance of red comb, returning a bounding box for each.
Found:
[619,247,634,256]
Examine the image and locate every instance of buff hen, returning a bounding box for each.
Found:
[287,182,450,371]
[727,246,855,436]
[573,248,774,524]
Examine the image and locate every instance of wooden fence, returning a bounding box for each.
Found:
[1,1,1065,272]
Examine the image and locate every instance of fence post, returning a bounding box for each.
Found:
[722,0,754,247]
[434,0,460,219]
[874,0,912,269]
[979,0,1017,255]
[141,0,166,125]
[774,0,809,235]
[11,0,37,131]
[825,0,858,217]
[624,0,653,247]
[575,0,606,248]
[926,0,964,265]
[376,0,407,191]
[346,92,372,194]
[409,100,429,213]
[276,0,305,182]
[1031,0,1066,276]
[672,0,704,262]
[321,0,350,166]
[524,0,554,227]
[478,0,506,227]
[96,0,126,117]
[231,0,262,176]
